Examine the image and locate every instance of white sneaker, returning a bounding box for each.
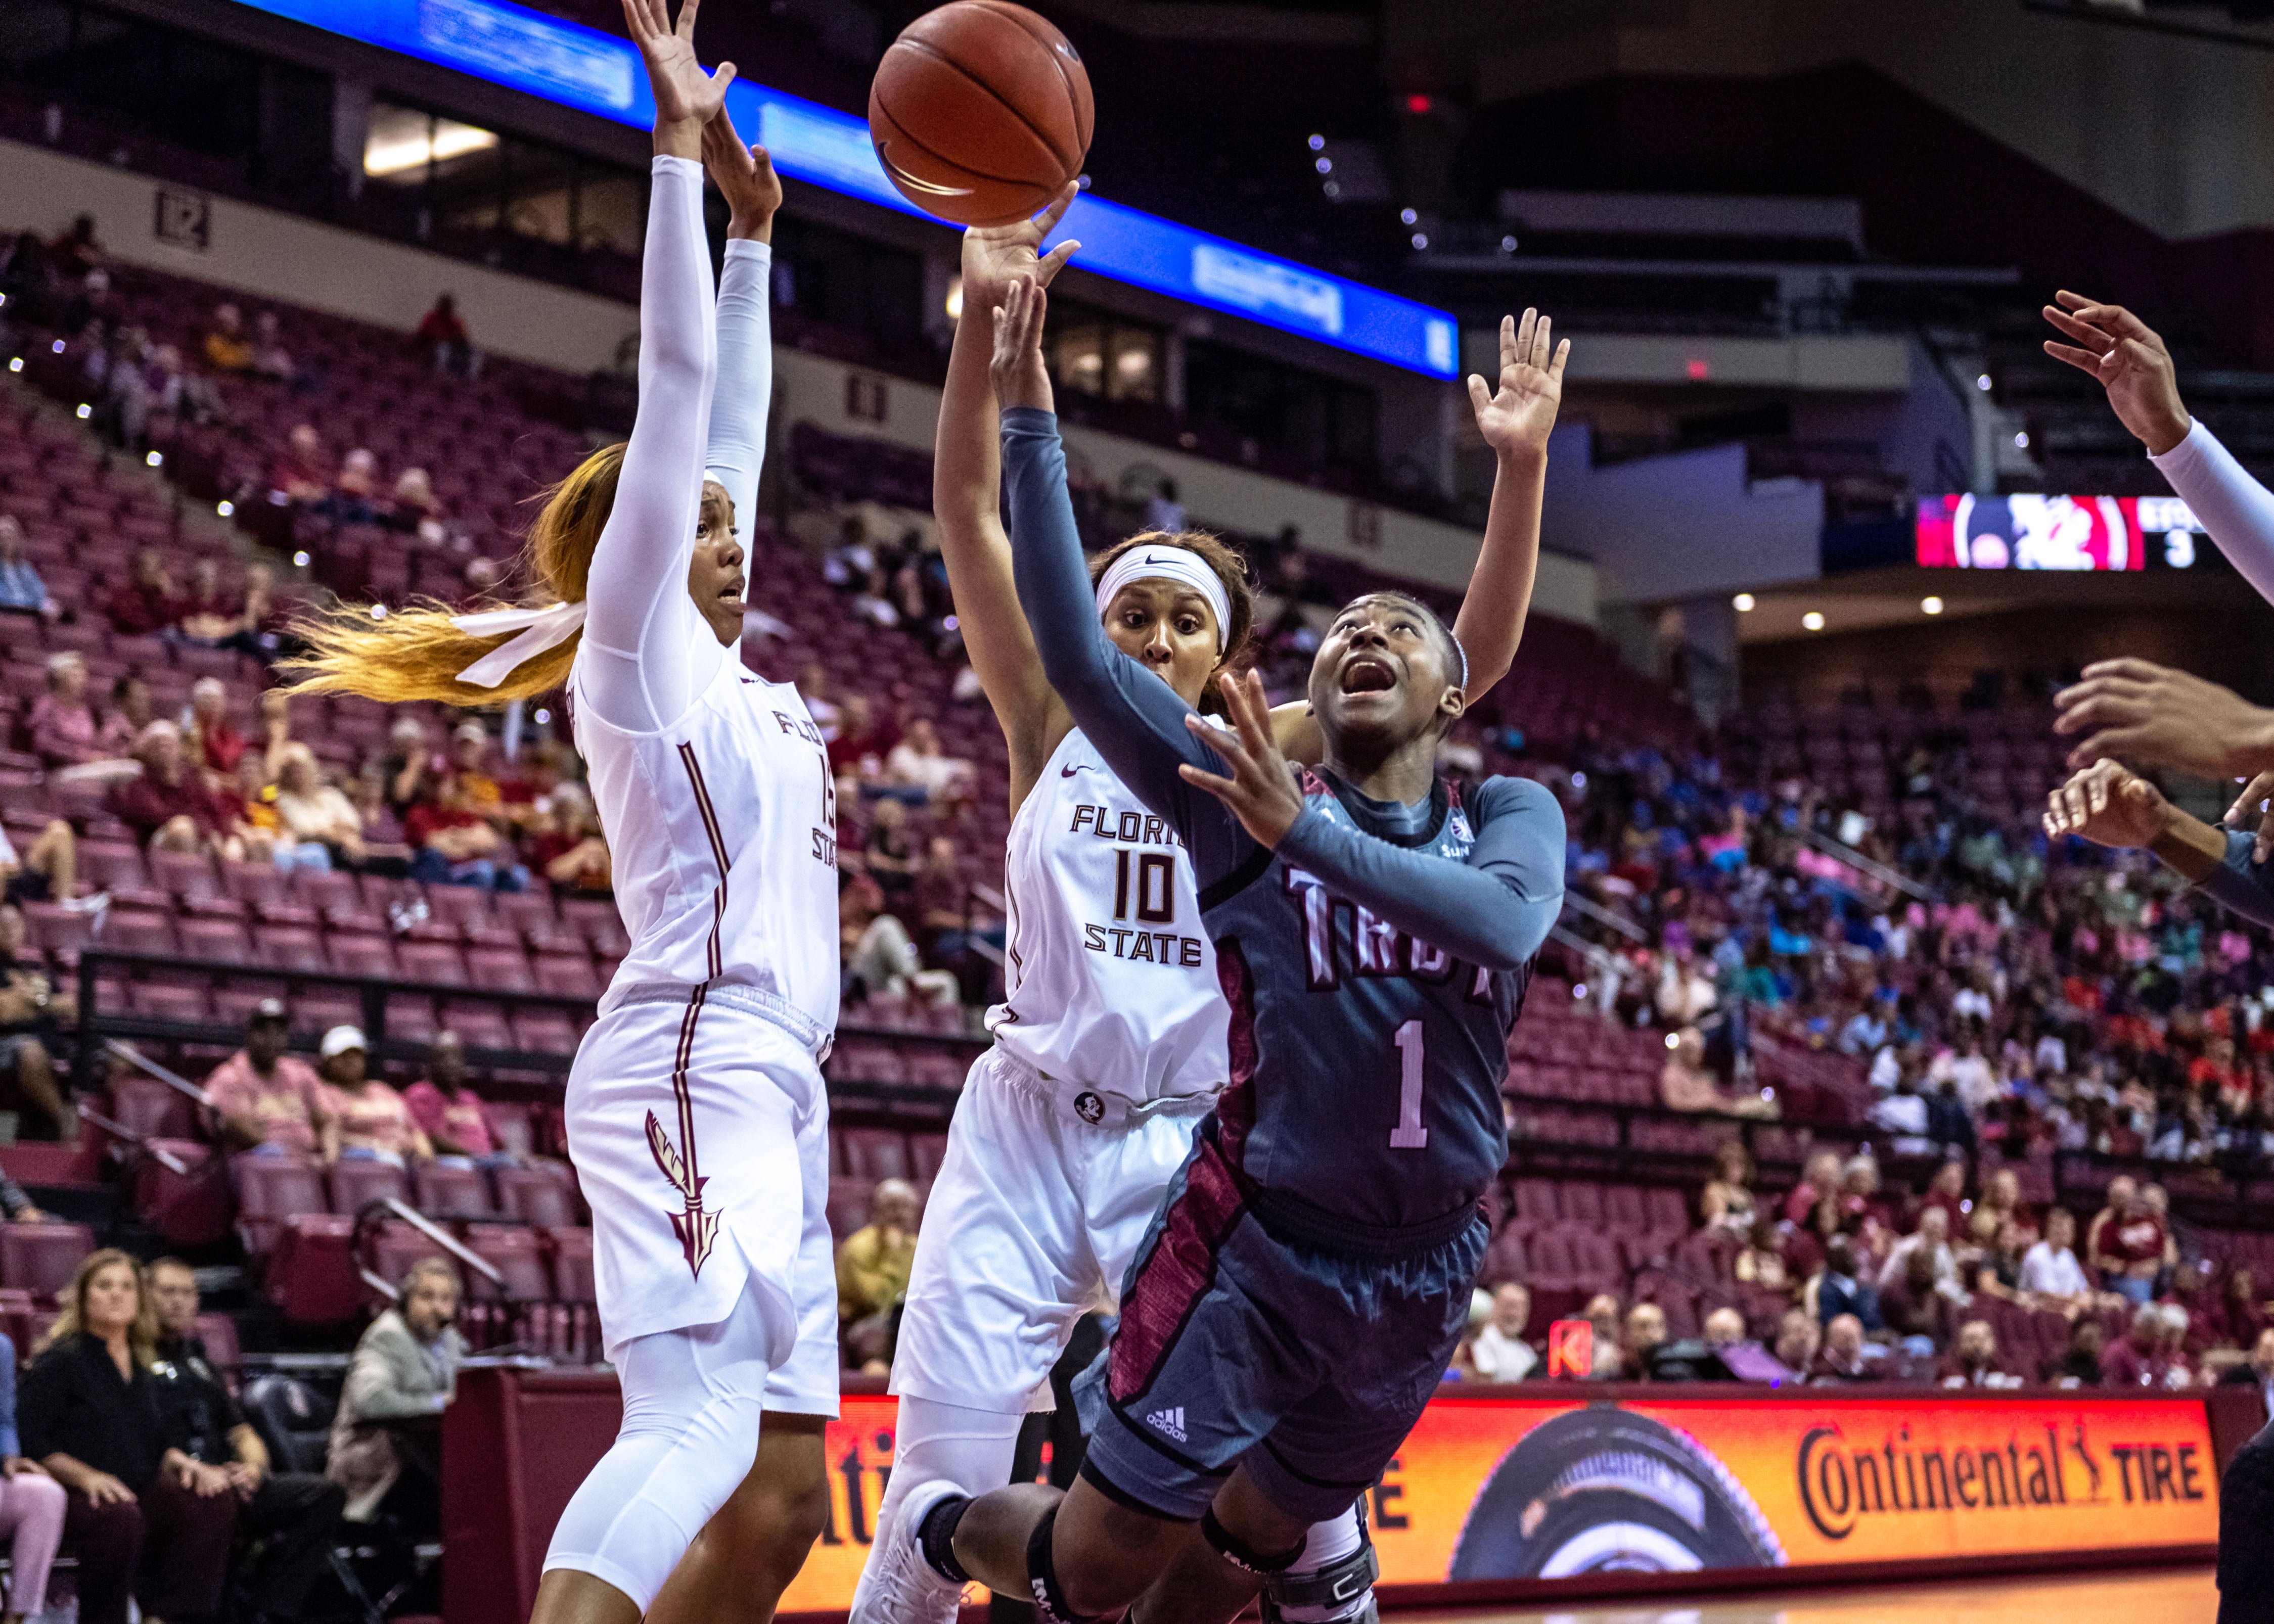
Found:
[848,1479,969,1624]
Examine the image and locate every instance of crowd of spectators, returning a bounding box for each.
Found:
[0,1244,458,1622]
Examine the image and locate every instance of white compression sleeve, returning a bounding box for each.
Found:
[2151,420,2274,608]
[848,1395,1022,1619]
[543,1288,775,1611]
[707,239,774,534]
[579,153,725,733]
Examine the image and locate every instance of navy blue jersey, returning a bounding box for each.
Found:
[1002,407,1566,1237]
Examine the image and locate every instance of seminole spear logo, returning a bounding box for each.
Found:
[646,1109,720,1277]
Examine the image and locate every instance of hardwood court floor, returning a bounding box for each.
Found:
[1392,1565,2217,1622]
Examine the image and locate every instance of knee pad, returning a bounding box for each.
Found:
[1199,1506,1306,1577]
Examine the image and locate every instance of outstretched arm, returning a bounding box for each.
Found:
[700,111,780,533]
[1273,310,1566,761]
[1184,671,1565,970]
[992,284,1249,882]
[578,0,735,733]
[2042,291,2274,603]
[933,191,1080,795]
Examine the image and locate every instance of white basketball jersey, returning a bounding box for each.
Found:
[987,727,1226,1101]
[570,648,840,1034]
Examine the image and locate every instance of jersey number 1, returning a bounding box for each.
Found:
[1391,1020,1428,1148]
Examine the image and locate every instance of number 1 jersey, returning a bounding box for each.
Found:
[1205,770,1549,1234]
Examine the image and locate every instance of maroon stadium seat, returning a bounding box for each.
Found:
[266,1214,361,1324]
[328,1158,409,1216]
[233,1154,328,1255]
[194,1311,241,1375]
[134,1139,233,1249]
[839,1128,912,1182]
[547,1227,596,1305]
[110,1074,198,1141]
[414,1160,493,1220]
[495,1163,580,1227]
[0,1225,94,1301]
[464,1226,551,1304]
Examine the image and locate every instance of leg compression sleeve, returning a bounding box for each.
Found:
[865,1396,1023,1561]
[542,1287,774,1611]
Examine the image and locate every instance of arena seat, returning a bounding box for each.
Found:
[242,1374,336,1476]
[328,1158,410,1216]
[547,1227,596,1306]
[413,1160,493,1219]
[233,1154,328,1256]
[265,1213,361,1324]
[134,1138,234,1248]
[464,1226,552,1305]
[0,1224,95,1301]
[110,1074,198,1141]
[495,1163,580,1227]
[838,1128,912,1182]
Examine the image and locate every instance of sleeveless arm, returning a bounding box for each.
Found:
[704,238,772,533]
[1000,405,1251,884]
[578,154,722,732]
[1276,776,1565,970]
[2151,421,2274,607]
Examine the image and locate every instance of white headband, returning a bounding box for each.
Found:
[1094,546,1231,652]
[451,601,587,688]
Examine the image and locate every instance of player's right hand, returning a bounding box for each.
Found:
[961,184,1080,311]
[2041,291,2192,456]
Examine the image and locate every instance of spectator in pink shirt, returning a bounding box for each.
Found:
[314,1028,430,1167]
[27,654,98,768]
[202,1002,327,1157]
[401,1033,502,1162]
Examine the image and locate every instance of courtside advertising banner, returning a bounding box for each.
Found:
[776,1389,2219,1611]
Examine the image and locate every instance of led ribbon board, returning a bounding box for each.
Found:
[234,0,1462,377]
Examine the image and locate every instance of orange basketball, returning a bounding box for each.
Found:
[868,2,1093,228]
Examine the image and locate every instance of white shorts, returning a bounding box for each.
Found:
[889,1046,1211,1415]
[565,988,838,1414]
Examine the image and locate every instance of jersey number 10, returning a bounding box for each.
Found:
[1111,849,1176,923]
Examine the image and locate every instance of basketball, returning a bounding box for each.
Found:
[867,1,1093,228]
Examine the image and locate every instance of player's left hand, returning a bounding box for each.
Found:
[701,112,780,241]
[1180,670,1306,848]
[1468,308,1569,463]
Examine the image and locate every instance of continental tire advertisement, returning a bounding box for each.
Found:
[771,1391,2220,1612]
[1378,1393,2218,1585]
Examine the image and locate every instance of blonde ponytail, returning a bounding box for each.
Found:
[282,441,626,708]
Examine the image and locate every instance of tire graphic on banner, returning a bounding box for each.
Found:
[1449,1405,1786,1579]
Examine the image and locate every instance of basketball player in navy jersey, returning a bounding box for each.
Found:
[899,281,1565,1623]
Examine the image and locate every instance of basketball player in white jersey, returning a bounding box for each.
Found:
[850,187,1570,1624]
[288,8,838,1621]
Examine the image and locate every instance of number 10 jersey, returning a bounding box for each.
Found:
[987,726,1228,1103]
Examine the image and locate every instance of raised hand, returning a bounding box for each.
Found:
[1468,309,1570,463]
[2043,759,2171,851]
[962,185,1081,311]
[1178,671,1306,849]
[622,0,735,148]
[988,277,1054,414]
[2052,656,2274,777]
[2042,291,2192,456]
[700,112,780,240]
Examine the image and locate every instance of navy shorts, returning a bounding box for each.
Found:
[1077,1130,1485,1524]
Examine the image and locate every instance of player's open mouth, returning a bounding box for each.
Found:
[1339,655,1396,694]
[719,578,744,606]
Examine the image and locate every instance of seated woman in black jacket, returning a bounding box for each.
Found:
[19,1249,237,1624]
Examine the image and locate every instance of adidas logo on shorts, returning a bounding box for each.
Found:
[1145,1406,1188,1444]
